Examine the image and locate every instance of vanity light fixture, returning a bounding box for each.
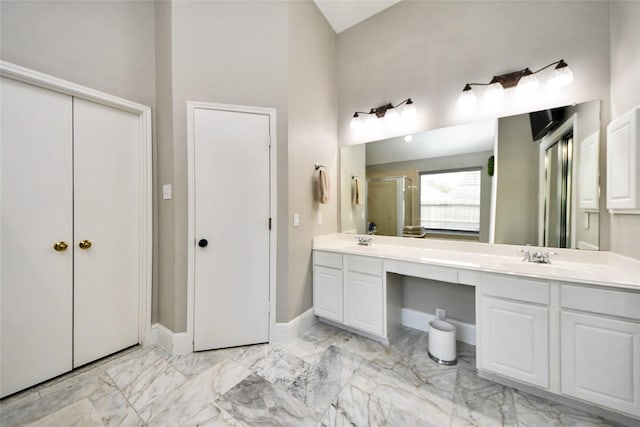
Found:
[350,98,416,134]
[458,59,573,108]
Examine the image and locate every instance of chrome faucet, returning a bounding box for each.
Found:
[356,236,373,246]
[518,246,556,264]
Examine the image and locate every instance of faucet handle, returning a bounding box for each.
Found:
[542,251,557,263]
[517,247,531,261]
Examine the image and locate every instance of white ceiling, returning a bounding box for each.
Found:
[313,0,402,33]
[366,120,497,166]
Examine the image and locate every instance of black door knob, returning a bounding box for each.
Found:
[198,239,208,248]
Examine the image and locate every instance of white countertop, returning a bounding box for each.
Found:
[313,234,640,291]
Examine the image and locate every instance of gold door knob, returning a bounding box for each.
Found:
[78,240,92,250]
[53,241,68,252]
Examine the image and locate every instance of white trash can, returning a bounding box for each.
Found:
[428,319,457,365]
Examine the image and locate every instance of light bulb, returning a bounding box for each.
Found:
[401,100,417,124]
[404,135,413,142]
[384,108,401,130]
[349,113,363,133]
[516,74,539,97]
[365,114,380,133]
[484,82,504,106]
[458,85,477,109]
[548,63,574,88]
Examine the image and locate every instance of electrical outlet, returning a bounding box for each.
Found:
[435,308,445,320]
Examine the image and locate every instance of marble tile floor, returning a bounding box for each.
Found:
[0,323,629,427]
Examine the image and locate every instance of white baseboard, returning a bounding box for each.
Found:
[401,307,476,345]
[270,308,318,344]
[151,323,192,355]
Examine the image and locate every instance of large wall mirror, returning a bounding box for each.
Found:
[340,100,601,250]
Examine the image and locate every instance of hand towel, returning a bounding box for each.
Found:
[352,177,362,205]
[319,168,330,204]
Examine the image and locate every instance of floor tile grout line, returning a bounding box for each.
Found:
[102,365,148,426]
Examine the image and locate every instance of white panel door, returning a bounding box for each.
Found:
[193,108,270,351]
[1,78,73,397]
[73,98,140,367]
[561,311,640,417]
[479,297,549,388]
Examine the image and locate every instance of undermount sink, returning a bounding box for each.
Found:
[501,261,599,276]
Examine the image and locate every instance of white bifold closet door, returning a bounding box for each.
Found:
[193,107,270,351]
[72,98,140,367]
[1,78,73,397]
[1,77,140,397]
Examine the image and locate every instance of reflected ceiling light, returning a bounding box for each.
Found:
[350,98,416,134]
[458,59,573,108]
[404,134,413,142]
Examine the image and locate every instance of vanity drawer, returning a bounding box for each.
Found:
[480,274,549,305]
[347,255,382,276]
[397,261,458,283]
[314,251,343,269]
[561,285,640,320]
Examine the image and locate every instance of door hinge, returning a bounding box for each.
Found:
[269,217,272,230]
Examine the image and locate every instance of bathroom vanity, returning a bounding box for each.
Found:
[312,233,640,420]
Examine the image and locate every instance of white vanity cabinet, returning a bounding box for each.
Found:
[478,274,550,389]
[344,255,384,336]
[312,251,344,323]
[312,251,385,338]
[560,285,640,417]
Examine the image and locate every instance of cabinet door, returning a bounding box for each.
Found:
[1,78,73,397]
[313,266,343,323]
[73,98,140,367]
[479,297,549,388]
[345,272,383,336]
[606,107,639,209]
[561,311,640,417]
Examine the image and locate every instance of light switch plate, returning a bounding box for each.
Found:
[162,184,172,200]
[293,213,300,227]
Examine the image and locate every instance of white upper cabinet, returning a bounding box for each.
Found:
[607,106,640,210]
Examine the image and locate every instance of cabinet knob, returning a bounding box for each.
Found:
[198,239,208,248]
[78,240,92,250]
[53,241,69,252]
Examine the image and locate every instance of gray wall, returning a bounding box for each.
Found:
[403,278,475,325]
[340,144,367,234]
[286,1,337,322]
[337,1,611,147]
[495,114,539,245]
[154,0,174,329]
[0,1,156,108]
[610,1,640,260]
